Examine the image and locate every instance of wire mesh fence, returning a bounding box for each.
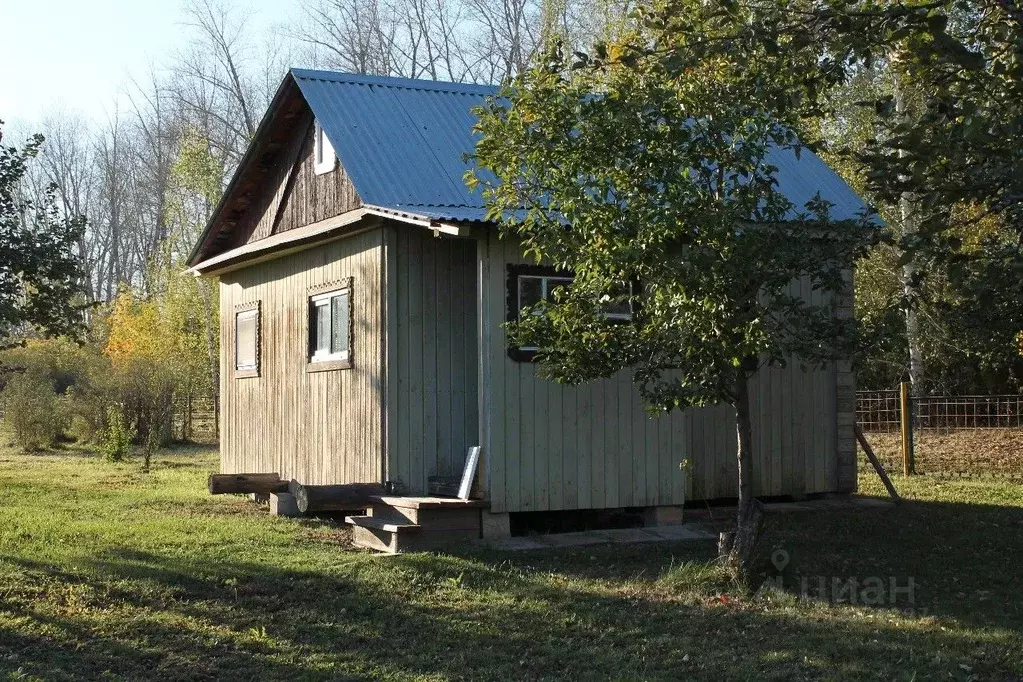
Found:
[855,390,902,433]
[857,389,1023,479]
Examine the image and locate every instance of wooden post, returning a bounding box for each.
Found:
[900,381,915,475]
[854,424,901,504]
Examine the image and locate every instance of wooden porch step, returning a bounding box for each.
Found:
[345,515,421,554]
[345,505,480,556]
[346,515,421,534]
[369,496,486,510]
[369,500,482,530]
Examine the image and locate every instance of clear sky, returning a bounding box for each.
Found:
[0,0,295,128]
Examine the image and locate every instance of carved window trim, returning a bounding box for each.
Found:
[306,277,354,372]
[234,300,261,379]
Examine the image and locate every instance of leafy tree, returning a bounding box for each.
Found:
[0,123,87,345]
[159,128,223,409]
[855,2,1023,249]
[797,1,1023,394]
[470,0,886,583]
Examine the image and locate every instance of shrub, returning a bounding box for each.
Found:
[65,385,108,443]
[2,371,68,451]
[100,405,135,462]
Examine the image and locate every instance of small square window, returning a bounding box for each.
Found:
[234,303,260,378]
[308,285,352,370]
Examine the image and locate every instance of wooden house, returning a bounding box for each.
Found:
[188,69,863,549]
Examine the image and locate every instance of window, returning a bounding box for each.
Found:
[600,280,637,321]
[517,274,573,319]
[506,264,636,362]
[234,302,260,378]
[313,120,336,175]
[308,282,352,371]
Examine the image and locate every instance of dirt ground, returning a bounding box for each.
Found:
[862,428,1023,477]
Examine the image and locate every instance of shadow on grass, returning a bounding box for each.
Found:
[1,495,1021,680]
[763,495,1023,631]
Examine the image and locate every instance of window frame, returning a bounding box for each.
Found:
[506,264,637,362]
[306,279,353,373]
[313,120,336,175]
[600,280,638,322]
[234,301,261,379]
[506,264,572,362]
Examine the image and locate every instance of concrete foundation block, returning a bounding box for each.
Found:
[643,505,685,527]
[270,492,301,517]
[481,511,511,540]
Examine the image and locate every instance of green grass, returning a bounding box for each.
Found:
[0,443,1020,681]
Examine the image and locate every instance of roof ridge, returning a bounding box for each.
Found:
[290,68,498,96]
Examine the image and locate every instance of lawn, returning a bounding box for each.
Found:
[0,444,1021,681]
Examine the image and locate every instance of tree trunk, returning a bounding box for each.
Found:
[719,368,765,586]
[895,60,925,394]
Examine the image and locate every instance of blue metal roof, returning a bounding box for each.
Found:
[291,68,873,223]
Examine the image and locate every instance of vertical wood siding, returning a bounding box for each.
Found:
[219,228,385,485]
[481,234,840,513]
[387,228,479,493]
[233,111,361,249]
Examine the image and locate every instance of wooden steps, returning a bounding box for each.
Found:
[345,496,484,554]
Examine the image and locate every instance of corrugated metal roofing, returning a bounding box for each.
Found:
[291,68,872,223]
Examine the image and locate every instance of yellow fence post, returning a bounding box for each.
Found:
[899,381,915,475]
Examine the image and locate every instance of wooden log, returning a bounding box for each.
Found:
[854,424,902,504]
[290,482,385,513]
[208,473,288,495]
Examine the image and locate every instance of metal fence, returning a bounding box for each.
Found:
[856,388,1023,478]
[171,395,218,444]
[858,390,1023,433]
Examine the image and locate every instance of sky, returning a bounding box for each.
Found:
[0,0,295,129]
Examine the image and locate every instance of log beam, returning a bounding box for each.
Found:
[290,482,385,513]
[208,473,288,495]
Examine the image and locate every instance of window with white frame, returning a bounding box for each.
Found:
[516,272,635,321]
[234,303,260,376]
[507,265,636,361]
[308,285,351,366]
[313,120,336,175]
[517,273,573,319]
[600,280,637,321]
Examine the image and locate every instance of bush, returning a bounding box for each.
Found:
[100,406,135,462]
[2,371,68,451]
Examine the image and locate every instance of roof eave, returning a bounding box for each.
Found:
[185,72,301,267]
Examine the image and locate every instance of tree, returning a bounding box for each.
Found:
[470,0,891,583]
[842,2,1023,392]
[0,123,87,345]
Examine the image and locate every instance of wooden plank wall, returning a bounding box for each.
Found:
[481,233,840,513]
[388,227,479,493]
[219,228,385,485]
[234,110,361,249]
